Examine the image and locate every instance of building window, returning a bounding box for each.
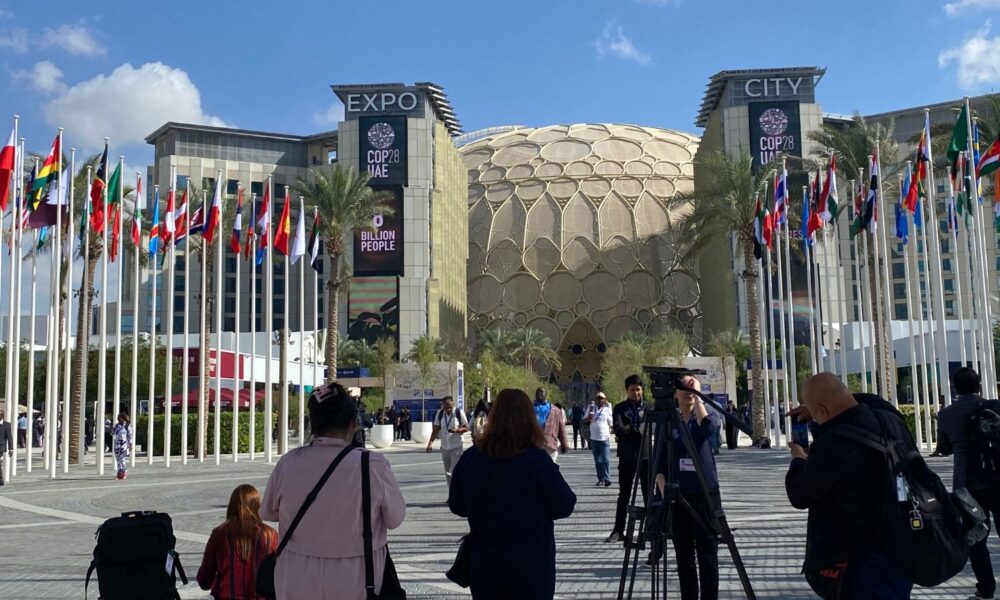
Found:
[944,279,954,292]
[943,259,951,271]
[275,299,284,314]
[941,238,950,254]
[274,279,285,294]
[176,175,189,190]
[250,181,263,197]
[174,297,185,311]
[895,304,907,320]
[174,317,183,332]
[224,297,236,313]
[226,257,236,271]
[227,179,239,194]
[893,283,906,300]
[892,263,904,278]
[225,277,236,293]
[946,300,954,314]
[225,317,235,331]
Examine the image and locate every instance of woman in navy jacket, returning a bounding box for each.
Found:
[448,388,577,600]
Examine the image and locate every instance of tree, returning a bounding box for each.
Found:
[373,337,398,397]
[405,334,445,420]
[506,327,561,374]
[477,329,512,358]
[706,330,750,404]
[294,167,394,382]
[648,330,690,367]
[667,150,772,443]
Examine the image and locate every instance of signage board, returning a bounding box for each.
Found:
[353,185,403,276]
[359,116,407,186]
[748,100,802,173]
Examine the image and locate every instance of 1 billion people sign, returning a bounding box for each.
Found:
[354,185,404,276]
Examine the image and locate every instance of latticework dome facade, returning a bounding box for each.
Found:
[461,124,702,382]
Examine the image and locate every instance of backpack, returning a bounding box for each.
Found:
[968,401,1000,483]
[86,511,187,600]
[830,411,987,588]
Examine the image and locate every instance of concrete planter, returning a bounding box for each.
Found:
[411,421,433,444]
[371,425,394,449]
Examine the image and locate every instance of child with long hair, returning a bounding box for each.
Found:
[112,412,132,480]
[197,484,278,600]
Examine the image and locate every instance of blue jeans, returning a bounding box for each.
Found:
[591,439,611,483]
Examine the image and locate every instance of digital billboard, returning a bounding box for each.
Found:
[347,276,399,348]
[353,185,403,276]
[748,101,802,173]
[359,115,408,186]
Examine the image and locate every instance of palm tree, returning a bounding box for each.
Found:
[666,150,772,443]
[294,166,394,382]
[477,328,512,358]
[506,327,561,374]
[706,329,750,403]
[405,334,445,420]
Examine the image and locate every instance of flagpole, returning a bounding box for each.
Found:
[112,156,124,448]
[924,108,951,407]
[765,246,782,447]
[910,189,934,451]
[859,187,878,397]
[969,111,997,393]
[312,215,319,411]
[865,158,887,397]
[233,183,242,463]
[944,166,968,369]
[774,176,792,439]
[874,144,898,405]
[198,189,207,463]
[265,176,273,464]
[756,269,772,443]
[781,205,799,409]
[834,212,849,384]
[61,148,76,473]
[146,185,158,466]
[181,183,190,465]
[11,158,23,476]
[804,186,818,376]
[298,195,306,448]
[899,175,923,449]
[1,117,15,481]
[26,230,37,472]
[129,172,140,469]
[849,181,868,392]
[164,170,177,467]
[214,170,223,465]
[249,193,257,461]
[79,164,91,466]
[279,185,290,456]
[965,153,989,387]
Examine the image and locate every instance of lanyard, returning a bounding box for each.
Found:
[441,411,455,431]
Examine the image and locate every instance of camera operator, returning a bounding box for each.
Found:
[785,373,912,599]
[653,375,721,600]
[606,374,648,544]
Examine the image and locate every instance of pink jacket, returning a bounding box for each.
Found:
[543,406,569,452]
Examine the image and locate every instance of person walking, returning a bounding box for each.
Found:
[724,401,740,450]
[588,392,613,487]
[606,374,647,543]
[399,407,411,441]
[261,381,406,600]
[653,376,721,598]
[112,412,133,480]
[426,396,469,486]
[937,367,1000,600]
[448,388,577,600]
[471,399,489,446]
[534,388,568,462]
[570,402,585,450]
[16,413,26,448]
[197,484,278,599]
[0,410,11,486]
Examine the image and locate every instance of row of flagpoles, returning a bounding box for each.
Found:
[752,100,999,451]
[0,119,326,481]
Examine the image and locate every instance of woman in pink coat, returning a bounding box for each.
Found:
[261,382,406,600]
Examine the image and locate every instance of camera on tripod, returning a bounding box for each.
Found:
[643,366,708,415]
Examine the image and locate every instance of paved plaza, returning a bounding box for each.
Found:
[0,442,991,599]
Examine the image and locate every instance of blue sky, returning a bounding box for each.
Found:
[1,0,999,166]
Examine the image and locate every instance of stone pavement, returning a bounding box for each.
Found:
[0,442,992,599]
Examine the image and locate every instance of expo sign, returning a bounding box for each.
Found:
[345,91,420,114]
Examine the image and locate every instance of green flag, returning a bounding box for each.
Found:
[947,104,969,167]
[107,162,122,205]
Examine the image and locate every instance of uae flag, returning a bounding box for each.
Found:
[307,207,321,272]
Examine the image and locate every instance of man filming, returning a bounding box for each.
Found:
[653,375,721,600]
[606,374,648,543]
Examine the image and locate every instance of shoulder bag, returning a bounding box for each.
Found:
[255,444,355,600]
[362,450,406,600]
[445,460,502,588]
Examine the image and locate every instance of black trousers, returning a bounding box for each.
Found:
[571,422,583,448]
[613,458,649,535]
[671,490,721,600]
[971,487,1000,598]
[725,424,738,450]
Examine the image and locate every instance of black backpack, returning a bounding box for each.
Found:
[829,410,986,588]
[968,401,1000,483]
[86,511,187,600]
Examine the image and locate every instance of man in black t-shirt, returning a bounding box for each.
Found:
[605,374,647,543]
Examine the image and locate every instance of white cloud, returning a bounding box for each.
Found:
[43,62,229,150]
[939,20,1000,87]
[312,101,344,127]
[594,21,650,65]
[0,27,27,53]
[944,0,1000,16]
[12,60,66,94]
[39,24,105,57]
[0,9,14,19]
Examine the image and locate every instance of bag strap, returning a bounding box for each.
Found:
[362,451,377,600]
[275,444,355,558]
[173,551,187,585]
[84,561,96,600]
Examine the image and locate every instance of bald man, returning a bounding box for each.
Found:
[785,373,912,599]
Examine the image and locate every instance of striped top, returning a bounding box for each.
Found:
[197,524,277,600]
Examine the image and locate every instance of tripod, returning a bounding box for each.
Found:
[617,368,756,600]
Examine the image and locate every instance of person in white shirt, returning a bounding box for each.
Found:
[425,396,469,486]
[588,392,614,487]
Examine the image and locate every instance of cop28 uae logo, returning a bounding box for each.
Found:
[367,122,395,149]
[758,108,789,136]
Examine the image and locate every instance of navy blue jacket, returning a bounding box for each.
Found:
[656,411,720,495]
[448,446,576,597]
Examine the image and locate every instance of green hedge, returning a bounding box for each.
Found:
[136,411,275,456]
[897,404,938,439]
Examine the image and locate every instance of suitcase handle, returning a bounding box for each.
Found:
[121,510,157,519]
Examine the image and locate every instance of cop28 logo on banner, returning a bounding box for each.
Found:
[748,101,802,173]
[360,116,407,186]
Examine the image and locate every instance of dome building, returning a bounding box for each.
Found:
[461,124,702,382]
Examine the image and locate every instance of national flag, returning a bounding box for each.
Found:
[273,191,292,256]
[994,172,1000,232]
[861,154,879,233]
[255,185,270,265]
[801,184,813,251]
[0,127,15,211]
[773,168,788,226]
[807,173,824,238]
[230,187,243,255]
[978,131,1000,179]
[826,154,839,220]
[974,120,983,204]
[89,144,109,232]
[173,189,190,246]
[895,179,909,245]
[815,169,827,225]
[186,199,203,242]
[149,187,161,258]
[905,162,923,230]
[906,114,930,213]
[946,188,960,237]
[244,193,256,260]
[203,178,223,245]
[947,103,969,171]
[30,134,60,194]
[163,187,176,242]
[131,175,142,248]
[849,178,864,239]
[307,207,321,271]
[752,195,765,260]
[290,198,306,265]
[27,167,68,230]
[21,162,36,230]
[957,152,974,226]
[108,162,123,262]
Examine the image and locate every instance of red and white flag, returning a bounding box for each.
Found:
[0,127,15,212]
[203,177,222,244]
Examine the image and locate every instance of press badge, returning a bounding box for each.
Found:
[679,458,695,472]
[896,475,909,502]
[165,552,174,576]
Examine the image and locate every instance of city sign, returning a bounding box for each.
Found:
[743,77,804,98]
